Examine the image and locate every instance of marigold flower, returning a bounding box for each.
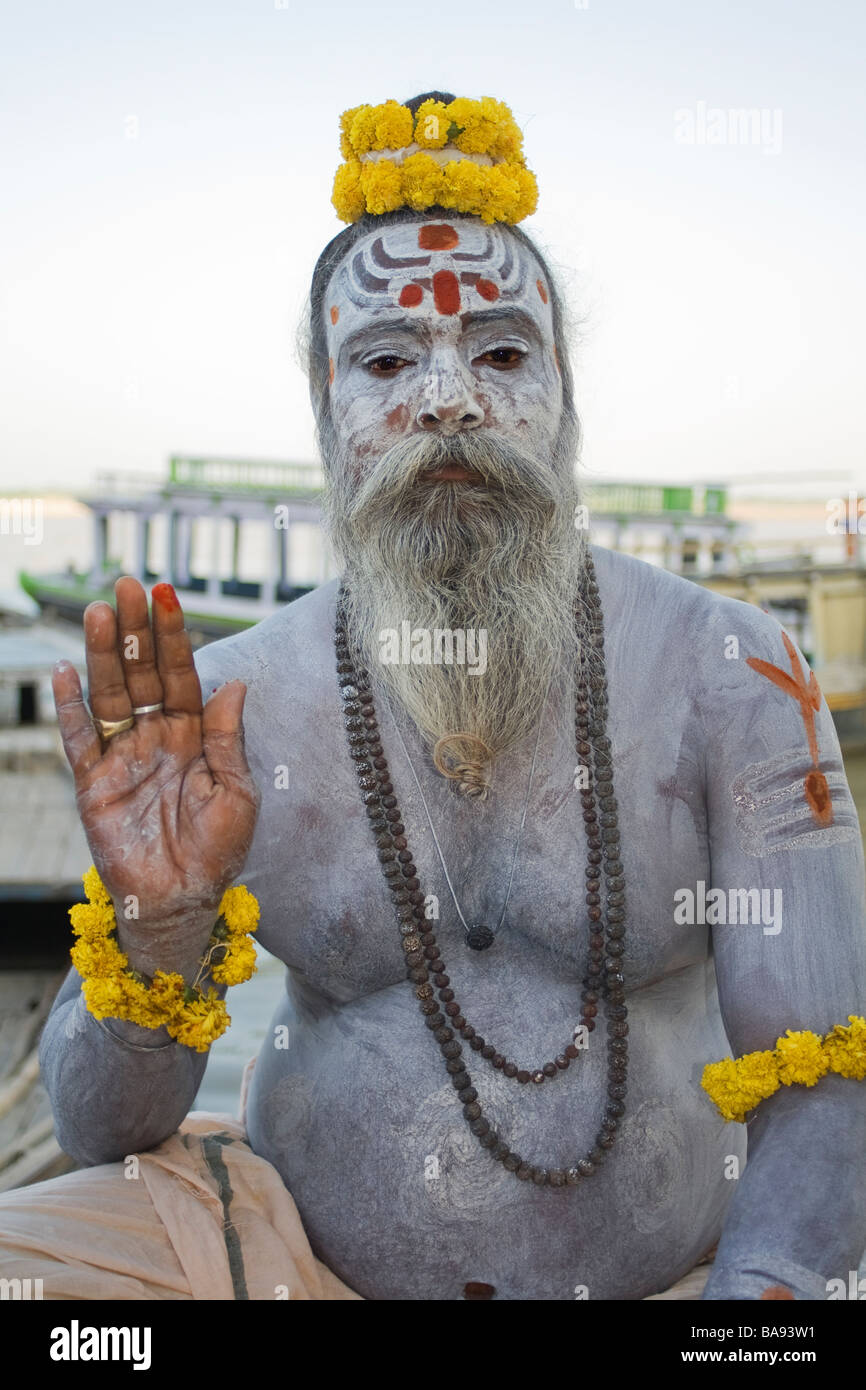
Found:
[359,160,404,216]
[413,100,450,150]
[212,938,257,987]
[824,1016,866,1080]
[701,1051,780,1122]
[775,1029,828,1086]
[219,884,261,936]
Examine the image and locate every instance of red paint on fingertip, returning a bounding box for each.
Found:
[152,582,180,612]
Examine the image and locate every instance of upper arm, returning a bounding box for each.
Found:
[696,601,866,1057]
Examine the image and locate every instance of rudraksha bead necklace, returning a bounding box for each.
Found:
[335,550,628,1187]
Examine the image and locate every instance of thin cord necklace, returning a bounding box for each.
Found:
[384,685,549,951]
[335,550,628,1187]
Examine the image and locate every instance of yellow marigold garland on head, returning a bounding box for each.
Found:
[69,868,260,1053]
[702,1016,866,1122]
[331,96,538,225]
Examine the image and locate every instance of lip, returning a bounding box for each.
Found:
[422,463,485,483]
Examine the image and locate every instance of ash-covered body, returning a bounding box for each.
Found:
[136,546,861,1300]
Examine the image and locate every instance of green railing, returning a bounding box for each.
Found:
[584,483,728,517]
[168,456,324,495]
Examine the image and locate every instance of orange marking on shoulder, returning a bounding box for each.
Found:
[805,770,834,826]
[330,305,339,325]
[328,357,335,384]
[746,630,832,826]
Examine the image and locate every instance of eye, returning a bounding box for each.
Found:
[365,354,413,376]
[475,346,527,370]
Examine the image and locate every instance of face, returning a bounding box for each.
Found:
[323,216,563,485]
[318,217,586,800]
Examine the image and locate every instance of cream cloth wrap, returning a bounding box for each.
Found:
[0,1058,709,1300]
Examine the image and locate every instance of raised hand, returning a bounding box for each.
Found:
[52,576,260,979]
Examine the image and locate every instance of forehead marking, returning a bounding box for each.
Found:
[330,305,339,325]
[432,269,461,316]
[536,279,549,304]
[476,277,499,302]
[418,223,460,250]
[334,225,531,314]
[328,357,335,384]
[370,237,430,270]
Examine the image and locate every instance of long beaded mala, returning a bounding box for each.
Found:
[335,551,628,1187]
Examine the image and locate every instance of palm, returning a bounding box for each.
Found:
[53,577,259,927]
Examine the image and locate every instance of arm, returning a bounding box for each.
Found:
[39,959,219,1166]
[41,578,259,1166]
[696,603,866,1299]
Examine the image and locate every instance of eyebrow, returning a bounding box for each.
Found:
[337,303,544,356]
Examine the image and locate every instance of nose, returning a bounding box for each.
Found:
[416,352,484,433]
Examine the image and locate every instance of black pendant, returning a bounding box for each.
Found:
[466,924,495,951]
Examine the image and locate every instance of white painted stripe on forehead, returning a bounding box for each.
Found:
[333,220,533,313]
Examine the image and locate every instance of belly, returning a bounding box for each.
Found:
[245,958,742,1300]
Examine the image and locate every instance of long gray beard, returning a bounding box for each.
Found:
[323,427,592,798]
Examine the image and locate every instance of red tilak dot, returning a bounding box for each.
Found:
[432,269,460,316]
[152,582,180,612]
[399,284,423,308]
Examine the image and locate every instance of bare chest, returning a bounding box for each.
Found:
[242,674,709,1003]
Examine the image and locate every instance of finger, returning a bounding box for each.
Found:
[202,681,252,788]
[151,583,203,717]
[84,601,133,723]
[114,575,164,711]
[52,660,102,778]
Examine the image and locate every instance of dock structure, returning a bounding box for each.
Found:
[583,481,739,576]
[21,455,333,641]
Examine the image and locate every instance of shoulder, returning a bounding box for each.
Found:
[192,579,340,695]
[590,543,794,686]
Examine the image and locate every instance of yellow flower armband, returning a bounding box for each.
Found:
[69,868,260,1053]
[702,1016,866,1122]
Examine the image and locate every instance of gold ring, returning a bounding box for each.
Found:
[93,715,135,740]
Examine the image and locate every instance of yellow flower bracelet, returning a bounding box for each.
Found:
[702,1016,866,1122]
[69,866,260,1053]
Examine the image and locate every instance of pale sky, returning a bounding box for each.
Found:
[2,0,864,495]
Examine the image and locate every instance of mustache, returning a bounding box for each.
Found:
[344,428,569,524]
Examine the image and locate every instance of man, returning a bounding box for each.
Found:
[2,91,865,1302]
